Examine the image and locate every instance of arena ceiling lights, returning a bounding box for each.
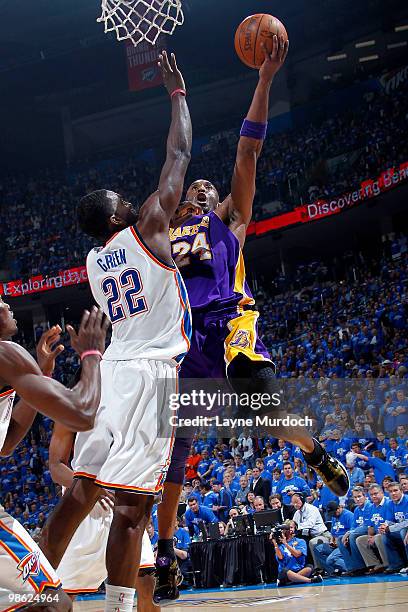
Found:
[355,40,375,48]
[359,54,379,62]
[326,53,347,61]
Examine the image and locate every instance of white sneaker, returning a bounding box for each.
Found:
[399,567,408,575]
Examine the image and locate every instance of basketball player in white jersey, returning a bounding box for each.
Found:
[49,420,158,611]
[39,50,192,612]
[0,297,109,611]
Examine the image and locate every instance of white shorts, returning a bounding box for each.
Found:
[73,359,177,494]
[57,504,154,593]
[0,509,60,611]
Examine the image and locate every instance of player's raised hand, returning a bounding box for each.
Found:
[67,306,110,357]
[259,36,289,83]
[158,50,186,96]
[36,325,64,377]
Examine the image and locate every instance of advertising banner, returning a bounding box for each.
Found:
[126,36,165,91]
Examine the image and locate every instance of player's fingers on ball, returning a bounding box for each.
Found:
[259,41,268,60]
[280,36,286,61]
[284,39,290,61]
[272,34,278,57]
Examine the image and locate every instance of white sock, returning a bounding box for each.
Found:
[104,583,135,612]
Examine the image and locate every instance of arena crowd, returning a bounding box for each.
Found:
[0,68,407,279]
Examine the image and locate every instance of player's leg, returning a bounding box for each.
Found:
[56,508,112,598]
[154,438,190,605]
[154,329,214,605]
[104,491,153,612]
[228,352,349,496]
[135,572,159,612]
[39,477,101,568]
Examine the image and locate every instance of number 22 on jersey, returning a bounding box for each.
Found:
[101,268,147,323]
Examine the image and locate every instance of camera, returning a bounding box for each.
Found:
[270,524,288,543]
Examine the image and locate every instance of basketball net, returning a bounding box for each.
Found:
[98,0,184,47]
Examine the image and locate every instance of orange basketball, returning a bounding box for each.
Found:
[234,13,288,69]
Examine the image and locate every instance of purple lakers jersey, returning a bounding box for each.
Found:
[170,211,254,312]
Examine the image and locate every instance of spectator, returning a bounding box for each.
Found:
[244,492,256,514]
[272,520,322,586]
[379,481,408,574]
[253,496,266,513]
[271,468,282,494]
[313,501,353,576]
[356,483,390,574]
[353,451,396,487]
[249,466,271,504]
[225,507,240,535]
[291,492,331,568]
[276,462,310,505]
[337,486,373,576]
[346,453,365,488]
[255,458,273,483]
[269,493,295,521]
[197,449,212,480]
[235,476,250,505]
[185,446,202,481]
[184,498,217,538]
[239,428,255,468]
[233,454,247,478]
[173,517,192,585]
[147,519,158,553]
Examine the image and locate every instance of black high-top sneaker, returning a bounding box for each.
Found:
[302,438,350,496]
[153,556,183,606]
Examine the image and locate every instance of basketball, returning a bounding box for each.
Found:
[234,13,288,69]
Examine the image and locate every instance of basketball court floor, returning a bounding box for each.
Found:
[74,576,408,611]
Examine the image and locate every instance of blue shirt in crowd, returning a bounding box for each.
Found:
[174,527,191,551]
[185,505,217,534]
[352,501,373,529]
[368,498,391,532]
[385,495,408,524]
[276,477,310,505]
[331,508,354,538]
[276,537,307,573]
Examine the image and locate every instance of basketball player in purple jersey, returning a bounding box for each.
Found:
[153,36,349,603]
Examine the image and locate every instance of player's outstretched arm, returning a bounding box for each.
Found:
[0,308,109,434]
[49,422,75,488]
[0,326,65,456]
[137,51,192,262]
[218,36,289,247]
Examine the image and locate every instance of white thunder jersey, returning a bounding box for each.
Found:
[87,224,191,362]
[0,388,15,452]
